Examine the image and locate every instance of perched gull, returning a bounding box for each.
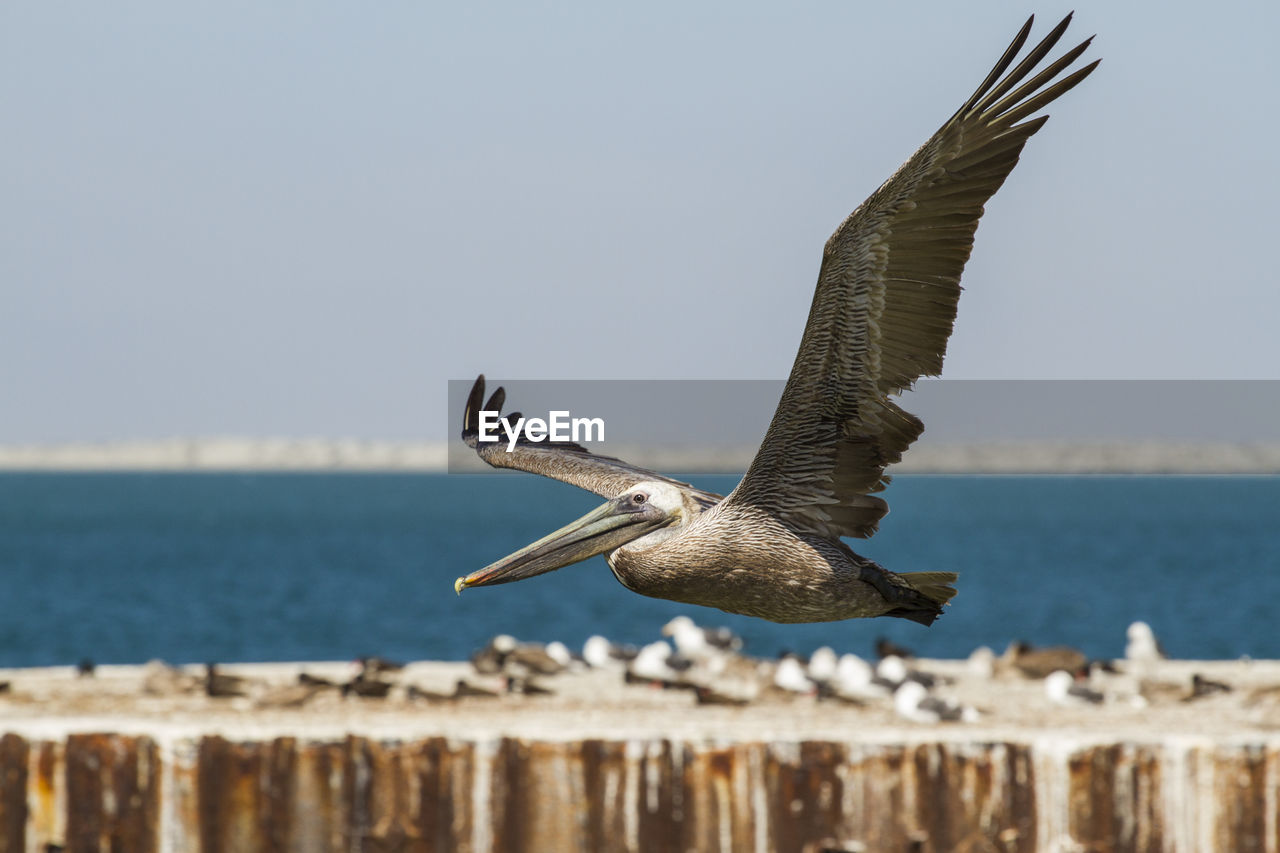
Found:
[806,646,839,687]
[544,641,573,670]
[825,653,892,703]
[582,635,618,669]
[1125,622,1166,663]
[662,615,743,657]
[582,635,638,669]
[877,655,942,690]
[627,640,690,686]
[582,635,612,668]
[659,616,741,682]
[773,654,816,695]
[893,681,979,724]
[1045,669,1105,707]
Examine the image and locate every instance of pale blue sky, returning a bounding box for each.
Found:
[3,2,1276,442]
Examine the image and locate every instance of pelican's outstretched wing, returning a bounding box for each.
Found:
[461,375,723,508]
[724,14,1098,540]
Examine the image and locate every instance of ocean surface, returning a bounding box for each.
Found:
[0,472,1277,669]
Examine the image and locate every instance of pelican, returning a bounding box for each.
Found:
[455,15,1098,625]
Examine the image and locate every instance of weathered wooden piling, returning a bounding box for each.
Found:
[2,731,1279,851]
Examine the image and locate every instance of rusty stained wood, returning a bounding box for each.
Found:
[484,738,1042,852]
[343,735,480,853]
[1211,743,1275,853]
[0,733,1277,851]
[196,735,481,853]
[27,740,65,851]
[0,734,27,853]
[64,733,160,853]
[790,741,1038,853]
[1067,743,1164,853]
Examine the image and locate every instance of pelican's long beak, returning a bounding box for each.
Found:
[455,495,667,593]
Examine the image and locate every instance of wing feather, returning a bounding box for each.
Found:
[723,14,1098,540]
[461,375,723,508]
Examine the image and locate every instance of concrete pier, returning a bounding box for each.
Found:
[2,659,1278,852]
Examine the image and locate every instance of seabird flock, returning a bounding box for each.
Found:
[413,617,1229,723]
[455,15,1100,626]
[26,619,1246,722]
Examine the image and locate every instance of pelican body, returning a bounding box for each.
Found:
[455,15,1099,625]
[602,490,954,624]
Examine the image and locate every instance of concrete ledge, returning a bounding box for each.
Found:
[2,659,1279,851]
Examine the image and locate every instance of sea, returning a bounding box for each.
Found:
[1,472,1277,669]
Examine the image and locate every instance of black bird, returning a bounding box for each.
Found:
[875,637,915,660]
[506,643,569,676]
[454,677,503,698]
[204,663,248,698]
[470,634,517,674]
[298,672,337,687]
[342,674,393,699]
[1185,673,1232,701]
[1045,670,1105,706]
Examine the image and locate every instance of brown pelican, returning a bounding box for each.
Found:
[455,15,1098,625]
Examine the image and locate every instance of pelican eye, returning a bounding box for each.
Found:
[632,493,647,504]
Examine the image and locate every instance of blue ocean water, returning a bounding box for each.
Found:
[0,472,1276,668]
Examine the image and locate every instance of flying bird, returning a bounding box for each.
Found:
[455,15,1098,625]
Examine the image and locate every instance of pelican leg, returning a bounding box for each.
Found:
[858,562,917,605]
[856,562,955,625]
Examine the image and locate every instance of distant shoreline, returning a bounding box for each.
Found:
[1,439,1279,474]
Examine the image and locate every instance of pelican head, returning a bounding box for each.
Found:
[455,481,686,594]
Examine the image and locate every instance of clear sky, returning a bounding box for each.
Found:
[3,2,1276,443]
